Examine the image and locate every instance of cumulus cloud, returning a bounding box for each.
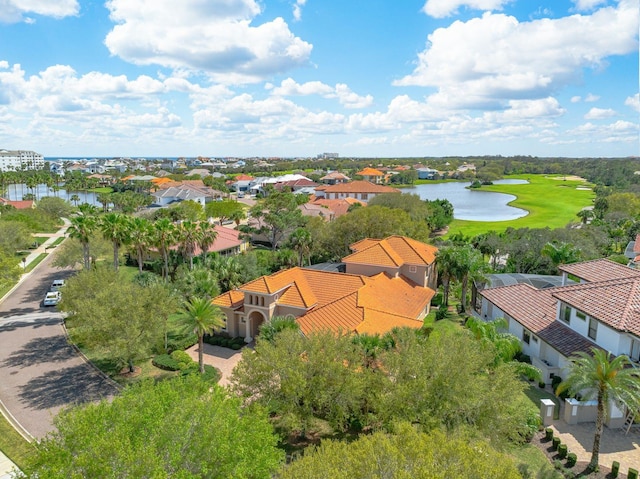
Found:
[268,78,373,109]
[567,120,639,144]
[570,96,582,103]
[584,93,600,102]
[422,0,512,18]
[584,107,616,119]
[573,0,608,11]
[397,1,638,112]
[0,0,79,23]
[625,93,640,112]
[104,0,313,83]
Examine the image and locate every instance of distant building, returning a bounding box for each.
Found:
[317,153,339,159]
[0,150,45,172]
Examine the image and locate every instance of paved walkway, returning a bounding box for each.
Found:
[185,343,248,386]
[0,450,19,479]
[549,419,640,472]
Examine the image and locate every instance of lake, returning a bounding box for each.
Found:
[5,184,100,206]
[404,179,529,222]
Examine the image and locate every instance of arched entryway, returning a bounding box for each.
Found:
[245,310,266,343]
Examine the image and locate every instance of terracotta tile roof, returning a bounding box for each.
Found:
[167,225,244,255]
[356,167,385,176]
[214,265,433,337]
[234,174,254,181]
[319,180,400,194]
[343,236,437,267]
[320,172,350,181]
[480,284,601,357]
[634,234,640,253]
[558,259,640,283]
[0,198,34,209]
[309,198,361,218]
[552,278,640,337]
[213,290,244,308]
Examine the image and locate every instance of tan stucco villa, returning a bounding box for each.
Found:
[213,235,438,342]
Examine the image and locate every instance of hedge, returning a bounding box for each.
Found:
[152,354,181,371]
[566,453,577,468]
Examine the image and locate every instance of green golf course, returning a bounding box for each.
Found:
[446,175,595,238]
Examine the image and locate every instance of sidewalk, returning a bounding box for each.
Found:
[0,451,19,479]
[20,218,71,270]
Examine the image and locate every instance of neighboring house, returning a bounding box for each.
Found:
[478,259,640,387]
[320,171,350,185]
[0,197,35,209]
[308,197,364,220]
[356,167,386,184]
[230,174,254,192]
[213,235,438,342]
[314,180,399,202]
[273,178,318,193]
[248,174,312,196]
[87,174,114,186]
[416,168,439,180]
[186,168,212,177]
[624,234,640,269]
[151,182,224,207]
[147,224,248,261]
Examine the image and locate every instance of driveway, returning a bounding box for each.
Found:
[0,247,119,439]
[185,343,247,387]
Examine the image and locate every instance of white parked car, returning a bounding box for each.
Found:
[43,291,61,307]
[50,279,65,291]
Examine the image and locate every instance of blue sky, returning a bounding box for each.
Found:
[0,0,637,158]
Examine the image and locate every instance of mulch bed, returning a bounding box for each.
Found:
[530,430,623,478]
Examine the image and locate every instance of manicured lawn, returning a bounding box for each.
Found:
[447,175,595,238]
[508,443,553,477]
[87,187,113,193]
[0,415,35,469]
[25,254,47,272]
[49,236,66,247]
[523,383,561,420]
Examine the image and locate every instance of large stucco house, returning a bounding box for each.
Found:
[478,259,640,426]
[314,180,399,202]
[213,235,438,342]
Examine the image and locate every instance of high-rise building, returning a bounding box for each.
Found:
[0,150,45,172]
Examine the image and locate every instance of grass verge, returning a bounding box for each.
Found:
[0,414,35,470]
[26,254,47,272]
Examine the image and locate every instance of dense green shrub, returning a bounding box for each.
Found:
[539,381,546,388]
[629,468,639,479]
[551,375,562,390]
[545,428,553,440]
[170,350,195,370]
[566,452,576,467]
[231,343,242,350]
[152,354,181,371]
[557,444,567,459]
[611,461,620,477]
[166,333,198,353]
[552,437,561,450]
[435,304,448,321]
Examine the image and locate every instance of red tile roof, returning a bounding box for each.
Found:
[343,236,437,267]
[0,198,34,209]
[316,180,399,194]
[309,198,364,218]
[480,284,601,357]
[552,278,640,336]
[356,167,385,177]
[634,234,640,254]
[559,258,640,283]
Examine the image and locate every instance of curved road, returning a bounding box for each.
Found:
[0,249,119,439]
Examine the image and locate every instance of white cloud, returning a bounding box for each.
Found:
[625,93,640,112]
[570,96,581,103]
[573,0,608,11]
[396,1,638,112]
[584,93,600,102]
[292,0,307,21]
[422,0,511,18]
[104,0,313,83]
[567,120,639,144]
[584,107,616,119]
[269,78,373,109]
[0,0,79,23]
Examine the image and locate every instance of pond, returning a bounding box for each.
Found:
[5,184,100,206]
[404,179,529,222]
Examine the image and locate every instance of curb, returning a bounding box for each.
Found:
[0,398,33,444]
[58,321,123,393]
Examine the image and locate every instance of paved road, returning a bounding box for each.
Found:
[0,247,119,439]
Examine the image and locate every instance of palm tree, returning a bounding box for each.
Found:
[177,297,225,373]
[289,227,312,267]
[67,213,98,270]
[153,218,177,281]
[556,349,640,471]
[197,222,218,266]
[541,241,581,271]
[454,244,487,313]
[177,220,201,270]
[211,255,243,292]
[99,213,131,270]
[128,217,153,274]
[70,194,80,207]
[435,245,458,306]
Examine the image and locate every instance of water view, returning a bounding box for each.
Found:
[5,184,100,206]
[406,179,529,222]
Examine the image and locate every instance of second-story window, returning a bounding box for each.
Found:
[561,304,571,324]
[588,318,598,340]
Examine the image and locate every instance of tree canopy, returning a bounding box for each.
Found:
[19,376,284,479]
